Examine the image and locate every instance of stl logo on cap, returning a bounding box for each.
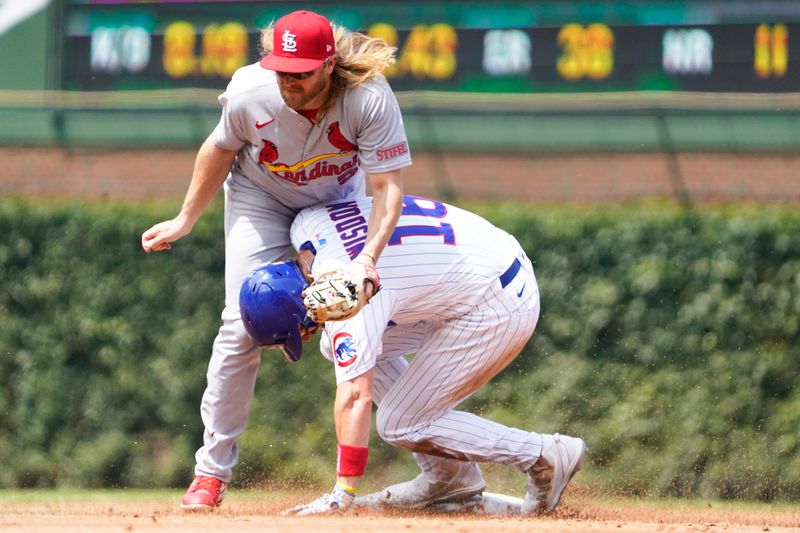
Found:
[281,30,297,53]
[260,10,335,73]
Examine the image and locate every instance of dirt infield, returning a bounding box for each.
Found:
[1,489,798,533]
[2,147,799,203]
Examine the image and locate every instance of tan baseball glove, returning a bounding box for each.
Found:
[302,262,381,322]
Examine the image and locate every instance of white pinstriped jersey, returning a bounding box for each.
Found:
[213,63,412,209]
[290,195,530,384]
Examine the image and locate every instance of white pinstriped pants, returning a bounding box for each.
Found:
[371,251,544,481]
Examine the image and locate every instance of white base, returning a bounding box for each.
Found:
[430,492,524,516]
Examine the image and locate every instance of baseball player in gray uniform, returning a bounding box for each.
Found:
[239,195,587,516]
[140,10,412,509]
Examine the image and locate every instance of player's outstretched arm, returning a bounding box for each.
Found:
[141,134,237,253]
[282,370,374,516]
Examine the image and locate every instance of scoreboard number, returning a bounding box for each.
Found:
[557,23,614,81]
[163,20,247,79]
[368,22,458,80]
[754,23,788,78]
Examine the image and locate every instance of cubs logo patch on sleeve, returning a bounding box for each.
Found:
[333,332,358,367]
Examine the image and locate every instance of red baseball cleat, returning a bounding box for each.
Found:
[181,476,228,510]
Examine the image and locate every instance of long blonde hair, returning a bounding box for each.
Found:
[260,23,397,115]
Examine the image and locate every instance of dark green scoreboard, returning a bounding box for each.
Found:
[63,1,799,92]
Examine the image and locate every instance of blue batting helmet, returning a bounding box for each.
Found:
[239,260,317,362]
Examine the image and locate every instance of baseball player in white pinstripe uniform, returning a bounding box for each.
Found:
[140,10,411,510]
[239,195,587,516]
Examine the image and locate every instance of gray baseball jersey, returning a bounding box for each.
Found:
[193,63,411,484]
[213,62,412,208]
[290,195,547,474]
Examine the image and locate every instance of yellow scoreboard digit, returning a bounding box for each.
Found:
[163,20,247,79]
[557,23,614,81]
[199,22,247,78]
[163,21,197,78]
[368,22,457,80]
[755,23,788,78]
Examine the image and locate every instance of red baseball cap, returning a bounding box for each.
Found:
[260,10,335,73]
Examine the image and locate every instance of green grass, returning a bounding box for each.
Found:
[0,488,297,504]
[0,488,182,503]
[0,488,796,515]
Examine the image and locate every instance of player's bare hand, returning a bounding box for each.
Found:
[141,217,193,253]
[351,252,378,299]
